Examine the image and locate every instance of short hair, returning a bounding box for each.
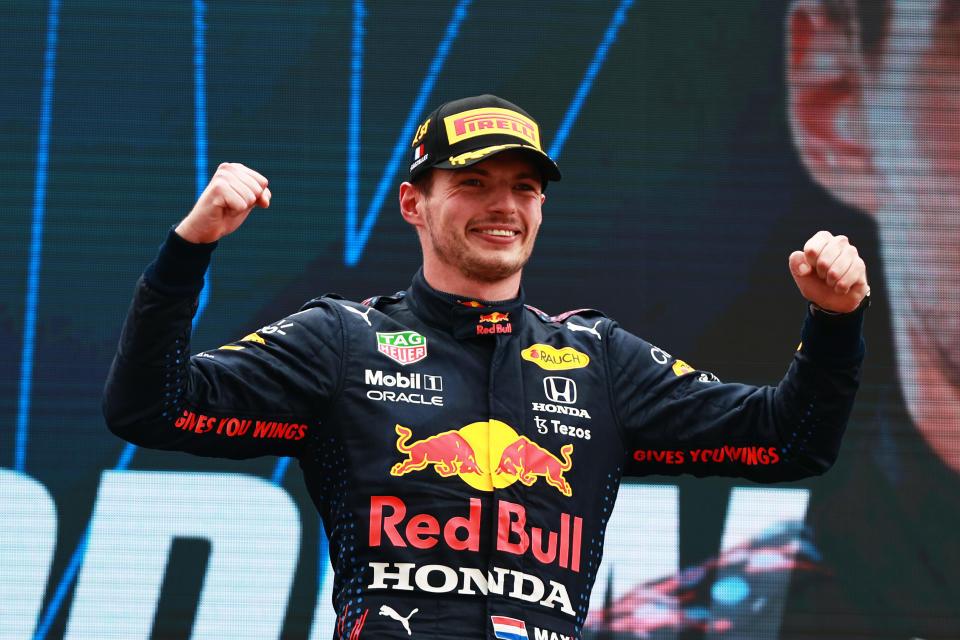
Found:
[822,0,890,59]
[411,168,435,196]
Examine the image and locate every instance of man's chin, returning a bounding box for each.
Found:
[456,252,529,285]
[460,262,523,284]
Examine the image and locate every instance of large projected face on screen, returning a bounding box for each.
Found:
[787,0,960,472]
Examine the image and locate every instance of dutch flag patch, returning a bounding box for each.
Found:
[491,616,529,640]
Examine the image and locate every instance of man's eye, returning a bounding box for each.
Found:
[462,179,482,186]
[515,183,537,191]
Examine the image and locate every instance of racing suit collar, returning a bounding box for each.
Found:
[408,268,526,340]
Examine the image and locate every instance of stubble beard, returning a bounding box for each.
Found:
[426,220,534,285]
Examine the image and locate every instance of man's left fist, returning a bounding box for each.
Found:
[789,230,869,313]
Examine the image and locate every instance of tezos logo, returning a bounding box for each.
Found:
[377,331,427,365]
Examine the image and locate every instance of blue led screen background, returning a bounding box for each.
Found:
[3,1,958,638]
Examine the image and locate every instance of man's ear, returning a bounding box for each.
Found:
[399,181,424,229]
[786,0,881,214]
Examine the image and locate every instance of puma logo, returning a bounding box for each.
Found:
[379,605,418,635]
[342,303,373,326]
[566,319,602,340]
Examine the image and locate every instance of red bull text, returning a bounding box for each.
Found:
[369,495,583,572]
[476,311,512,335]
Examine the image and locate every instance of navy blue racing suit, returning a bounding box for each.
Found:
[103,229,865,639]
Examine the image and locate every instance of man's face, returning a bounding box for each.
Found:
[414,151,545,286]
[863,0,960,368]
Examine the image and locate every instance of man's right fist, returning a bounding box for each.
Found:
[175,163,271,244]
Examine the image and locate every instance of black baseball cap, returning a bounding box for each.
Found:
[408,94,562,184]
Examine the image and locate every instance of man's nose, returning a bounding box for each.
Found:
[486,183,518,214]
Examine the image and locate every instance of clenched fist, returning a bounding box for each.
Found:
[789,231,869,313]
[175,163,271,244]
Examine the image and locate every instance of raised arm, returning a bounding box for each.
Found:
[614,230,868,481]
[102,164,341,460]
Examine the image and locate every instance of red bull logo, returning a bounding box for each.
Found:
[391,425,482,478]
[479,311,510,324]
[391,421,573,496]
[476,311,513,335]
[495,437,573,497]
[368,495,583,575]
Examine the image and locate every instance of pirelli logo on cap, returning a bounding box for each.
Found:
[444,108,541,149]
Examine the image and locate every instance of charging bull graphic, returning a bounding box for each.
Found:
[495,436,573,497]
[391,422,574,496]
[479,312,510,324]
[391,425,483,477]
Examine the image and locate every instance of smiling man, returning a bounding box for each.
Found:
[400,150,546,299]
[104,94,869,639]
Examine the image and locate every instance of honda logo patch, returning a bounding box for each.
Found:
[543,376,577,404]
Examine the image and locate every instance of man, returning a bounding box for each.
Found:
[783,0,960,636]
[787,0,959,472]
[103,94,868,639]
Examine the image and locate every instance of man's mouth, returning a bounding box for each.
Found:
[479,229,519,237]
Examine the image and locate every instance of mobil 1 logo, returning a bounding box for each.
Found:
[365,369,444,407]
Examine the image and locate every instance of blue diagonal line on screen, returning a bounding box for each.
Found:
[15,0,60,473]
[343,0,473,266]
[270,3,367,489]
[344,0,364,267]
[271,456,292,485]
[318,517,329,587]
[33,527,88,640]
[193,0,211,328]
[33,4,210,637]
[549,0,634,160]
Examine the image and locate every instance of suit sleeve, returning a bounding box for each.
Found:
[102,229,344,459]
[610,307,865,482]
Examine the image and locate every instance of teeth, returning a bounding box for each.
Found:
[481,229,517,237]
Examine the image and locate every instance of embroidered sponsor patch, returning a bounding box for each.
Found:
[376,330,427,365]
[521,344,590,370]
[672,359,695,376]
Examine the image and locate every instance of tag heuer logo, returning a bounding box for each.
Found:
[377,331,427,365]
